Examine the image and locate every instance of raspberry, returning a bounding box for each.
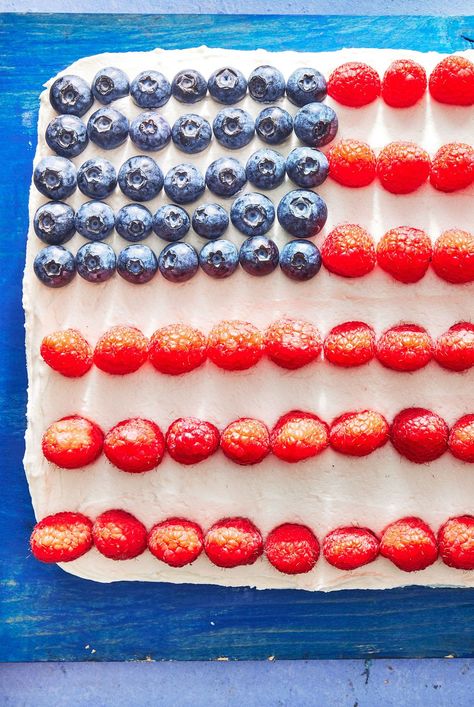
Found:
[327,139,376,188]
[149,324,207,375]
[327,62,381,107]
[329,410,389,457]
[104,417,165,473]
[30,511,93,563]
[323,527,379,570]
[166,417,220,465]
[220,417,270,465]
[93,325,148,375]
[376,324,433,372]
[438,516,474,570]
[265,523,320,574]
[432,229,474,284]
[321,224,376,278]
[204,517,263,568]
[380,517,438,571]
[448,414,474,462]
[430,143,474,192]
[42,415,103,469]
[381,59,427,107]
[434,322,474,371]
[148,518,204,567]
[92,509,147,560]
[265,317,322,370]
[429,55,474,106]
[376,226,432,283]
[323,321,376,367]
[271,410,328,463]
[377,141,431,194]
[207,320,264,371]
[391,407,448,463]
[40,329,93,377]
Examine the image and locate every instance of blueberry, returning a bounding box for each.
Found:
[92,66,129,105]
[158,242,199,283]
[45,115,88,158]
[230,193,275,237]
[205,157,247,198]
[294,103,338,148]
[255,106,293,145]
[208,67,247,104]
[171,114,212,154]
[286,67,327,106]
[280,239,322,281]
[213,108,255,150]
[192,203,229,240]
[33,156,76,200]
[117,244,158,284]
[76,241,116,283]
[77,157,117,199]
[33,245,76,288]
[277,189,327,238]
[246,148,286,190]
[130,71,171,109]
[199,239,239,279]
[87,107,129,150]
[75,200,115,241]
[248,65,285,103]
[286,147,329,188]
[130,111,171,151]
[49,74,93,117]
[118,156,163,202]
[33,201,75,246]
[172,69,207,103]
[239,235,279,276]
[153,204,190,242]
[115,203,153,242]
[164,163,205,204]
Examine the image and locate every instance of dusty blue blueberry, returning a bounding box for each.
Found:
[286,147,329,188]
[246,148,286,190]
[213,108,255,150]
[130,70,171,109]
[45,115,88,158]
[115,203,153,242]
[294,103,338,147]
[277,189,327,238]
[172,114,212,154]
[279,239,322,281]
[248,65,285,103]
[239,235,279,276]
[92,66,129,104]
[255,106,293,145]
[158,242,199,283]
[74,200,115,241]
[205,157,247,198]
[117,244,158,284]
[34,156,76,200]
[172,69,207,103]
[130,111,171,151]
[199,239,239,279]
[208,67,247,104]
[286,67,327,106]
[118,156,163,202]
[87,107,129,149]
[49,74,93,117]
[164,163,205,204]
[33,245,76,288]
[76,241,116,283]
[77,157,117,199]
[230,192,275,237]
[153,204,190,242]
[33,201,75,246]
[192,203,229,240]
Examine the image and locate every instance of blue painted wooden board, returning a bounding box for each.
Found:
[1,13,474,662]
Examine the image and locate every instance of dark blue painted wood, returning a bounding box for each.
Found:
[1,14,474,662]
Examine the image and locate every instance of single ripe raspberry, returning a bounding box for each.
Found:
[220,417,270,465]
[204,517,263,568]
[327,62,381,107]
[448,414,474,463]
[376,324,433,372]
[380,516,438,571]
[377,141,431,194]
[376,226,432,283]
[271,410,328,463]
[432,229,474,284]
[438,516,474,570]
[42,415,104,469]
[265,523,320,575]
[381,59,427,107]
[391,407,448,463]
[327,139,376,188]
[30,511,93,563]
[148,518,204,567]
[93,325,148,375]
[207,320,264,371]
[323,321,376,367]
[265,317,322,370]
[434,322,474,371]
[149,324,207,375]
[104,417,165,473]
[430,143,474,192]
[429,55,474,106]
[40,329,93,377]
[329,410,389,457]
[92,509,147,560]
[321,224,376,278]
[166,417,220,465]
[323,527,379,570]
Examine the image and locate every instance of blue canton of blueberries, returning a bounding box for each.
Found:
[239,235,279,276]
[172,69,208,103]
[130,112,171,151]
[199,239,239,279]
[33,245,76,288]
[172,114,212,154]
[293,103,338,147]
[34,156,77,200]
[118,156,164,202]
[213,108,255,149]
[158,242,199,283]
[192,203,229,240]
[277,189,327,238]
[208,67,247,104]
[92,66,129,105]
[279,239,322,281]
[76,242,116,283]
[87,107,129,150]
[45,115,88,158]
[74,200,115,241]
[153,204,190,242]
[286,147,329,188]
[231,192,275,237]
[164,163,205,204]
[49,74,93,117]
[115,204,153,242]
[255,106,293,145]
[246,148,286,190]
[248,65,285,103]
[33,202,75,245]
[117,244,158,284]
[130,70,171,109]
[286,67,327,106]
[77,158,117,198]
[205,157,247,198]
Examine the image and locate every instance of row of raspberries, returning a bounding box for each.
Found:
[30,511,474,574]
[42,409,474,470]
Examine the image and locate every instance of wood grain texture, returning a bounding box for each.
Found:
[1,13,474,662]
